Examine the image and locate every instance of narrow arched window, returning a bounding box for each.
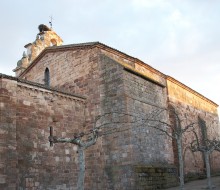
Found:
[44,68,50,86]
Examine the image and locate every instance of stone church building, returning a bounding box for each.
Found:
[1,25,220,189]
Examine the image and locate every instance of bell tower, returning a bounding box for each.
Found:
[13,24,63,77]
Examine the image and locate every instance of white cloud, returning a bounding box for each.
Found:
[131,0,169,9]
[170,9,182,22]
[169,9,191,28]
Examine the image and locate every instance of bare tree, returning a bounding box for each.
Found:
[98,107,196,190]
[48,112,138,190]
[48,108,196,190]
[144,106,196,190]
[190,127,220,189]
[49,127,98,190]
[47,110,160,190]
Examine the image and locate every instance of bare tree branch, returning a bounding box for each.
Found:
[147,124,174,139]
[182,122,197,133]
[190,124,219,189]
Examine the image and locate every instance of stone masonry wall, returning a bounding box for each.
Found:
[101,48,219,184]
[1,76,86,190]
[21,47,179,189]
[134,165,178,189]
[123,70,178,189]
[98,54,135,189]
[21,48,107,190]
[22,49,139,189]
[101,47,174,165]
[167,77,218,114]
[167,77,220,179]
[0,77,18,190]
[123,70,173,165]
[19,45,220,189]
[16,83,85,190]
[98,53,177,189]
[100,49,166,87]
[100,48,174,165]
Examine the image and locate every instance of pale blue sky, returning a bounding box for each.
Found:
[0,0,220,114]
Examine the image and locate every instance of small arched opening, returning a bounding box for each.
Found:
[50,39,57,46]
[44,68,50,86]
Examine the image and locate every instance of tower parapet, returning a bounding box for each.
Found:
[13,24,63,77]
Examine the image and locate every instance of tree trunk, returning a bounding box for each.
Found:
[77,147,85,190]
[204,152,212,189]
[177,137,184,190]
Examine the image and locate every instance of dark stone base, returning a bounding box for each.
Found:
[134,165,179,190]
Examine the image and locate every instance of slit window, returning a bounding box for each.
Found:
[44,68,50,86]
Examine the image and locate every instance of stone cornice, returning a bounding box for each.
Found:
[123,67,165,88]
[96,43,166,78]
[166,76,218,107]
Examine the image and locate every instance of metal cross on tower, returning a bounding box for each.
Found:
[49,15,53,29]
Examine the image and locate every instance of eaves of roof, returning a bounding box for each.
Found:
[19,41,165,78]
